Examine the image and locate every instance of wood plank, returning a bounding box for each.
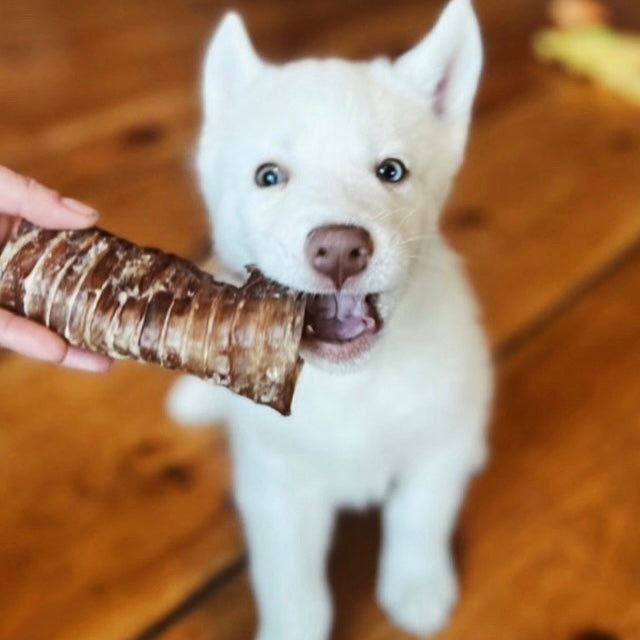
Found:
[446,80,640,346]
[1,1,640,639]
[156,236,640,640]
[0,360,242,640]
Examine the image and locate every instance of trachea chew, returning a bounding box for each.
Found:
[0,221,305,415]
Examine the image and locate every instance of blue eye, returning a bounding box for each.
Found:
[376,158,408,184]
[255,163,288,187]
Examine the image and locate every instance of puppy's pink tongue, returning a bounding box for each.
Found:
[312,315,373,341]
[309,293,363,320]
[305,293,376,342]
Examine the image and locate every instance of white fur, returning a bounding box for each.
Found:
[168,1,492,637]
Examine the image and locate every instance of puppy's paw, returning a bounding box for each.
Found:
[377,559,458,637]
[165,375,226,426]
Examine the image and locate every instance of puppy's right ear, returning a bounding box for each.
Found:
[395,0,482,122]
[202,12,260,117]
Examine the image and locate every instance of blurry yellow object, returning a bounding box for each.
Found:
[548,0,608,30]
[533,26,640,105]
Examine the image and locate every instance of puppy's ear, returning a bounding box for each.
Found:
[202,12,261,117]
[395,0,482,122]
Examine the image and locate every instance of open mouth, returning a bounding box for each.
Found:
[301,292,382,363]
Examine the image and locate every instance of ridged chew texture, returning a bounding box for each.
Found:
[0,221,305,415]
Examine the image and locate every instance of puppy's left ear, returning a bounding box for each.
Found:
[395,0,482,124]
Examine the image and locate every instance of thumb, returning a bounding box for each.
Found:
[0,166,98,229]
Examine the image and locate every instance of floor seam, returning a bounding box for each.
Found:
[132,557,248,640]
[495,233,640,362]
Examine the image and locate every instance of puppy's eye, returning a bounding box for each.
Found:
[255,163,288,187]
[376,158,408,184]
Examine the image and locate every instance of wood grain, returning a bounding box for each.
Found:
[0,361,241,640]
[0,0,639,639]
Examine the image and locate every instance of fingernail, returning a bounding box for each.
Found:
[62,197,98,218]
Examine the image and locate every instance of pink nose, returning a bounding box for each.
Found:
[305,225,373,289]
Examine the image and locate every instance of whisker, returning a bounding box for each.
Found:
[369,205,410,222]
[398,206,419,227]
[394,230,439,246]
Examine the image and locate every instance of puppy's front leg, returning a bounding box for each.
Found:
[234,453,336,640]
[377,446,482,637]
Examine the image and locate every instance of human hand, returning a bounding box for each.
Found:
[0,166,111,372]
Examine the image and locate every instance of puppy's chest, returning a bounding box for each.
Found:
[324,435,411,508]
[290,399,430,508]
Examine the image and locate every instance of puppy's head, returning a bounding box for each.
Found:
[197,0,482,367]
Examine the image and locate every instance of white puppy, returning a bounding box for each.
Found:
[167,0,492,637]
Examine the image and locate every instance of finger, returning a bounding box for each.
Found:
[0,308,68,362]
[0,309,111,372]
[0,166,98,229]
[60,346,112,373]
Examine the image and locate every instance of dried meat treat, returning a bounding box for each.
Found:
[0,221,306,415]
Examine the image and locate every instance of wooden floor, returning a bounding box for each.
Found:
[1,1,639,639]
